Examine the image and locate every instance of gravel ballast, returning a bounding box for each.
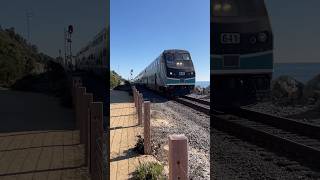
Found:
[212,129,320,179]
[246,101,320,125]
[138,88,320,179]
[151,100,210,179]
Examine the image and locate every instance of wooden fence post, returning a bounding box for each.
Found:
[84,93,93,166]
[168,134,188,180]
[144,101,151,154]
[138,93,143,125]
[133,87,137,107]
[79,87,86,144]
[76,87,86,130]
[72,77,82,107]
[135,89,138,108]
[90,102,104,179]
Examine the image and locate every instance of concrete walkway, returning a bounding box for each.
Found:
[0,130,89,180]
[110,90,156,180]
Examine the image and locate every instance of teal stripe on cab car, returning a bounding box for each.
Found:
[211,53,273,70]
[166,78,195,85]
[240,53,273,69]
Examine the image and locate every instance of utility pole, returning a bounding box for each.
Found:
[26,11,33,43]
[58,49,62,64]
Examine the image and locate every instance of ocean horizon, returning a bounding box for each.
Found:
[273,62,320,83]
[196,62,320,87]
[196,81,210,88]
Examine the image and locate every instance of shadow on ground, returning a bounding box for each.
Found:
[134,86,168,103]
[0,89,75,133]
[110,148,139,162]
[110,89,133,104]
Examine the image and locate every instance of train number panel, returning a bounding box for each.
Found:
[211,0,273,108]
[134,49,196,96]
[220,33,240,44]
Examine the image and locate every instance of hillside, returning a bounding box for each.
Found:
[110,70,123,89]
[0,27,53,87]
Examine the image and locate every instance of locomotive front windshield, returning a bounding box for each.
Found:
[165,52,194,70]
[212,0,267,17]
[165,53,191,62]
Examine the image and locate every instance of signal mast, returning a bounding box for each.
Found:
[64,25,73,70]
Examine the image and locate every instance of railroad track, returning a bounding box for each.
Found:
[172,96,210,115]
[181,95,210,106]
[132,86,211,115]
[213,107,320,169]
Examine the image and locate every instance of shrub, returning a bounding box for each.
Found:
[133,162,165,180]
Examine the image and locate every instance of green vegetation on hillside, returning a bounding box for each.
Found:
[0,26,71,106]
[110,70,122,89]
[0,27,53,87]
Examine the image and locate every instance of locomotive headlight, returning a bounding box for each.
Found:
[223,3,232,11]
[258,32,268,42]
[169,72,173,75]
[214,4,222,11]
[191,72,194,75]
[250,36,257,44]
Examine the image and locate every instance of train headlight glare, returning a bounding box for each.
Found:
[258,32,267,42]
[169,72,173,75]
[223,3,232,11]
[214,4,222,11]
[250,36,257,44]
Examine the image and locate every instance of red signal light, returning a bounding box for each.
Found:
[68,25,73,34]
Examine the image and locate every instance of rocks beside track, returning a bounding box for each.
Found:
[248,74,320,125]
[271,74,320,106]
[271,75,304,105]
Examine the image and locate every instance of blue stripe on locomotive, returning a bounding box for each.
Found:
[211,52,273,70]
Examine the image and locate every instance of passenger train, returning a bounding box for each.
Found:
[75,28,108,76]
[211,0,273,107]
[134,49,196,96]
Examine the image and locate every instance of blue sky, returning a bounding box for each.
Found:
[2,0,320,72]
[0,0,108,58]
[265,0,320,63]
[110,0,210,81]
